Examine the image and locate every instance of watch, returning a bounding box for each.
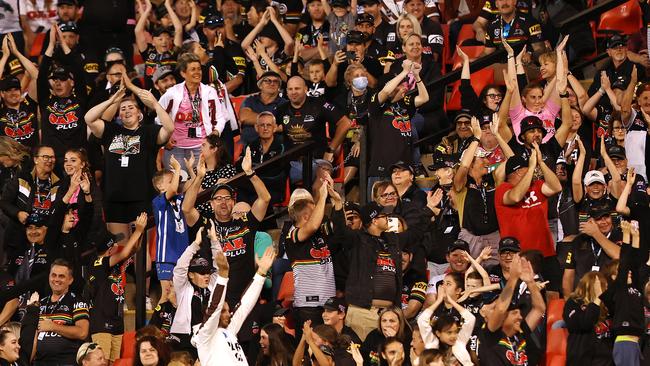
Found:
[559,91,570,98]
[326,146,334,154]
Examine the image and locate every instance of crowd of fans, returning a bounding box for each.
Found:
[0,0,650,365]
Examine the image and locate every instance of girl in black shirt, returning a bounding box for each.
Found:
[256,323,295,366]
[361,307,412,366]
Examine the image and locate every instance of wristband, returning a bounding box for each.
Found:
[83,190,91,195]
[507,55,514,59]
[559,91,570,98]
[326,146,334,154]
[246,170,256,177]
[468,136,480,144]
[416,79,423,83]
[598,88,605,95]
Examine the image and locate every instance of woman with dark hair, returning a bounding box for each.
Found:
[134,335,171,366]
[293,322,354,366]
[257,323,295,366]
[361,307,412,366]
[195,133,236,217]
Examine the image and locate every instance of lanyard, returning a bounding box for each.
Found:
[43,293,67,316]
[186,85,202,125]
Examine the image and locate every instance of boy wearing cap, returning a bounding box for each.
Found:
[201,14,246,94]
[495,144,563,297]
[487,236,521,284]
[326,30,382,90]
[88,213,147,363]
[322,0,357,55]
[0,33,39,148]
[135,0,183,89]
[322,296,362,343]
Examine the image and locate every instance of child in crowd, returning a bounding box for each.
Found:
[322,0,357,54]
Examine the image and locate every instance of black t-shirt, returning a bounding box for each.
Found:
[564,229,622,287]
[485,12,543,61]
[373,250,397,302]
[478,321,540,366]
[463,174,499,235]
[198,213,260,306]
[297,21,331,47]
[367,92,417,176]
[100,121,161,202]
[276,97,345,157]
[88,256,126,334]
[36,292,89,364]
[400,268,427,309]
[508,136,562,170]
[150,301,176,337]
[0,97,39,148]
[39,95,87,159]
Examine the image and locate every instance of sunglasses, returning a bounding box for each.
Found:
[80,343,99,362]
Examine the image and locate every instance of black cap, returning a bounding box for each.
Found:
[447,239,469,254]
[58,21,78,33]
[607,33,627,49]
[57,0,77,6]
[356,12,375,25]
[390,161,414,175]
[359,0,380,5]
[0,77,21,91]
[507,300,530,312]
[204,14,225,28]
[505,155,528,176]
[607,145,626,160]
[25,213,47,227]
[589,205,612,219]
[323,297,347,313]
[331,0,349,7]
[454,110,473,124]
[498,236,520,253]
[347,30,367,44]
[518,115,546,141]
[360,202,393,225]
[479,112,492,126]
[429,153,457,171]
[211,183,236,197]
[151,25,173,37]
[189,256,215,274]
[92,231,126,253]
[344,201,361,215]
[48,66,73,81]
[155,5,169,19]
[273,307,289,317]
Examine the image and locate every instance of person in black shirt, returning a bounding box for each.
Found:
[0,35,39,149]
[355,13,385,59]
[472,0,531,43]
[321,297,362,344]
[276,76,352,180]
[390,161,426,207]
[326,30,382,91]
[366,60,428,188]
[402,0,443,62]
[481,0,546,63]
[201,14,246,95]
[400,246,427,320]
[478,254,545,366]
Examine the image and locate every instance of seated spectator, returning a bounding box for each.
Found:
[383,14,421,66]
[402,0,443,62]
[135,335,171,366]
[194,134,237,217]
[379,337,406,366]
[76,342,109,366]
[321,296,362,344]
[294,321,355,366]
[34,259,89,365]
[238,71,287,145]
[390,161,426,207]
[424,240,470,306]
[361,307,412,366]
[256,323,295,366]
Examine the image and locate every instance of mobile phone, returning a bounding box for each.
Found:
[346,51,357,61]
[632,220,639,231]
[387,217,399,233]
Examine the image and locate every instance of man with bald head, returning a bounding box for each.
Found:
[275,76,352,181]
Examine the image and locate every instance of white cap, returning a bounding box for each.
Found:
[584,170,606,186]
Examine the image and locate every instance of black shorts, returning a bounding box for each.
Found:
[104,200,151,223]
[541,255,562,293]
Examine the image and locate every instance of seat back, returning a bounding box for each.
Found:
[120,331,136,359]
[598,0,642,35]
[546,298,565,335]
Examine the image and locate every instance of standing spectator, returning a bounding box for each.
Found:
[238,71,286,145]
[88,213,148,364]
[84,76,174,246]
[34,259,89,365]
[19,0,57,54]
[495,145,562,297]
[326,30,382,90]
[400,246,428,320]
[135,335,171,366]
[201,14,246,95]
[324,0,357,55]
[0,34,39,149]
[157,52,230,168]
[195,134,237,218]
[37,25,88,169]
[402,0,444,62]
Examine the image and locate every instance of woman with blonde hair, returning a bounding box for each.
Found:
[382,13,422,66]
[563,271,612,365]
[0,136,30,171]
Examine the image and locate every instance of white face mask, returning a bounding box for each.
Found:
[352,76,368,91]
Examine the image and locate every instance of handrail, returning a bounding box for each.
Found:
[557,0,627,31]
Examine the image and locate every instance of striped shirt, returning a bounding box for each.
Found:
[285,225,336,307]
[36,292,89,364]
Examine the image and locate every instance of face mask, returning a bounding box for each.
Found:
[352,76,368,91]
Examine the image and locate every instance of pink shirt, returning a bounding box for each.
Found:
[509,99,560,144]
[173,87,206,148]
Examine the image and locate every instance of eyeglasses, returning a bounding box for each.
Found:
[380,191,397,199]
[212,195,233,202]
[262,78,281,85]
[499,251,516,258]
[256,123,275,129]
[486,93,502,99]
[37,155,55,161]
[80,343,99,362]
[456,120,471,126]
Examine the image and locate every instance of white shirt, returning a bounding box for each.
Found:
[0,0,22,33]
[18,0,57,33]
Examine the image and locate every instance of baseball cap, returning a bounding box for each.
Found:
[92,230,126,253]
[0,77,21,91]
[453,110,472,124]
[347,30,366,44]
[323,297,347,313]
[360,202,393,225]
[76,343,100,364]
[447,239,470,254]
[607,145,626,160]
[153,66,175,83]
[390,161,414,175]
[589,205,612,219]
[429,153,457,171]
[556,155,567,166]
[344,201,361,215]
[504,155,528,176]
[273,307,289,317]
[204,14,225,28]
[151,25,173,37]
[498,237,521,253]
[49,66,73,81]
[518,116,547,140]
[211,183,236,197]
[314,159,334,171]
[189,256,214,274]
[507,300,530,312]
[57,0,78,6]
[356,13,374,25]
[331,0,349,7]
[607,33,627,49]
[25,213,47,227]
[58,21,78,33]
[583,170,606,186]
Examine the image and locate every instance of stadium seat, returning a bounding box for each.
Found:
[546,298,565,335]
[441,24,450,73]
[120,331,136,359]
[546,328,568,366]
[277,271,295,308]
[445,68,494,111]
[451,45,485,70]
[332,147,345,184]
[113,358,134,366]
[233,135,244,162]
[598,0,643,36]
[273,179,292,208]
[29,33,47,58]
[456,24,476,46]
[546,354,566,366]
[230,95,248,118]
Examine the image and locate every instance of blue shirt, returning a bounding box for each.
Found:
[153,193,189,264]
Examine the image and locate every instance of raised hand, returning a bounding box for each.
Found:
[169,154,181,172]
[1,35,9,57]
[621,219,631,237]
[134,212,148,232]
[516,45,527,64]
[215,250,229,277]
[256,246,276,275]
[196,153,207,178]
[627,167,636,188]
[215,32,224,48]
[556,35,569,54]
[242,147,253,175]
[244,46,257,61]
[28,291,40,306]
[479,246,493,262]
[327,182,342,203]
[349,343,363,365]
[601,71,611,91]
[509,254,522,279]
[470,116,481,139]
[184,151,195,171]
[531,141,543,164]
[502,38,514,57]
[519,258,535,283]
[412,62,422,75]
[401,59,413,72]
[592,277,602,298]
[193,227,204,248]
[208,219,219,243]
[489,113,500,135]
[79,173,91,194]
[456,45,469,62]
